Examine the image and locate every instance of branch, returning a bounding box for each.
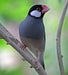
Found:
[0,23,47,75]
[56,0,68,75]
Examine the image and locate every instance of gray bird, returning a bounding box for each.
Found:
[19,5,50,69]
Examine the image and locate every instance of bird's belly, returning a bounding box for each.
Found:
[20,37,45,56]
[20,27,44,39]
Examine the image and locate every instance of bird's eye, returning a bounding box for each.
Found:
[36,8,41,12]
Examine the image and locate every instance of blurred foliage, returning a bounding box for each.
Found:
[0,68,22,75]
[0,66,25,75]
[0,39,7,48]
[0,0,66,22]
[0,0,32,22]
[0,0,68,75]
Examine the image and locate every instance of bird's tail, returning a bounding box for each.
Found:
[39,52,45,69]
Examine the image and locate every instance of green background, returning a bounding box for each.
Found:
[0,0,68,75]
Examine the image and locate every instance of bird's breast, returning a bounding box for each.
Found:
[19,17,45,39]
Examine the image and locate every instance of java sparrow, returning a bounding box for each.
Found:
[19,5,50,69]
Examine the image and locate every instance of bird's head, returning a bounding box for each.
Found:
[28,5,50,18]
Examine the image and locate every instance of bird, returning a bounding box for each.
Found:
[19,5,50,69]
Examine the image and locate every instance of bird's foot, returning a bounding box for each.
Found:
[34,57,40,63]
[20,44,26,50]
[30,65,40,70]
[30,52,40,69]
[30,57,40,69]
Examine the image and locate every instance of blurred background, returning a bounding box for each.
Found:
[0,0,68,75]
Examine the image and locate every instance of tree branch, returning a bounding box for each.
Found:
[0,23,47,75]
[56,0,68,75]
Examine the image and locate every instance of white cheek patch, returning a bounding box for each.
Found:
[30,10,41,17]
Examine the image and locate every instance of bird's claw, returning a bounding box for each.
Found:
[30,65,40,70]
[34,57,39,63]
[20,44,26,50]
[30,57,40,69]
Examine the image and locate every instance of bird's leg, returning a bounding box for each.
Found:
[34,52,40,63]
[30,52,40,69]
[20,44,26,50]
[30,52,40,67]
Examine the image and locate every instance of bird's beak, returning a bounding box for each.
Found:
[42,5,50,14]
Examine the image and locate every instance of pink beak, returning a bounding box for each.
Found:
[42,5,50,14]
